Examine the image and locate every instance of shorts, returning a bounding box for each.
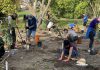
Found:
[27,30,36,38]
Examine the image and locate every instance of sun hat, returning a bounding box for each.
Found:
[76,58,88,66]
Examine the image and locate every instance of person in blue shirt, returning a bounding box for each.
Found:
[26,15,37,45]
[86,17,100,55]
[83,14,88,31]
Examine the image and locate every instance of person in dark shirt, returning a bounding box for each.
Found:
[8,13,18,49]
[10,27,16,49]
[0,32,5,58]
[26,15,37,45]
[86,17,100,55]
[58,39,78,62]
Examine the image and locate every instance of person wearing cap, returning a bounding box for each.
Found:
[83,14,88,31]
[58,25,78,62]
[86,17,100,55]
[26,15,37,45]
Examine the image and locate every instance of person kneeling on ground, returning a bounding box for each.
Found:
[59,25,79,62]
[0,32,5,58]
[58,39,78,62]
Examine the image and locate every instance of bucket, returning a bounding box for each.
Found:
[35,35,39,45]
[37,41,42,47]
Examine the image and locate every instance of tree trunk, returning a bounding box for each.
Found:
[37,0,51,27]
[22,0,51,28]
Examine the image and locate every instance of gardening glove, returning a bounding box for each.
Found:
[25,26,29,29]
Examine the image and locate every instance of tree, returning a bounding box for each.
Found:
[50,0,100,18]
[0,0,17,14]
[50,0,81,18]
[88,0,100,17]
[22,0,51,27]
[50,0,78,18]
[74,1,88,18]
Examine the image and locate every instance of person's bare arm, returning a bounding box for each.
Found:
[58,51,64,60]
[58,44,64,60]
[64,47,73,61]
[67,47,73,60]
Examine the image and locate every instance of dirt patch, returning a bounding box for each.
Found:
[0,33,100,70]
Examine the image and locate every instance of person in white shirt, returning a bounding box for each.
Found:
[47,21,54,33]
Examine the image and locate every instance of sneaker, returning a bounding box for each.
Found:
[90,50,97,55]
[88,48,94,53]
[88,49,91,53]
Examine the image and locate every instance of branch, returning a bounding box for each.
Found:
[42,0,51,17]
[37,0,51,27]
[88,1,96,17]
[33,0,37,16]
[21,1,35,16]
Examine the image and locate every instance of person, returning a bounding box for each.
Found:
[59,25,78,62]
[8,14,12,25]
[0,31,5,58]
[83,14,88,31]
[10,27,16,49]
[58,39,78,62]
[47,21,54,33]
[46,11,50,27]
[26,15,37,45]
[86,17,100,55]
[7,13,18,49]
[11,13,18,27]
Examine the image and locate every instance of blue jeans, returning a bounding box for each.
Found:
[27,30,36,38]
[89,31,95,50]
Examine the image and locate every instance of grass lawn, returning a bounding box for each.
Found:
[17,10,30,20]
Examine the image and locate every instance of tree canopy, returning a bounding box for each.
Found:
[0,0,17,14]
[50,0,100,18]
[0,0,100,18]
